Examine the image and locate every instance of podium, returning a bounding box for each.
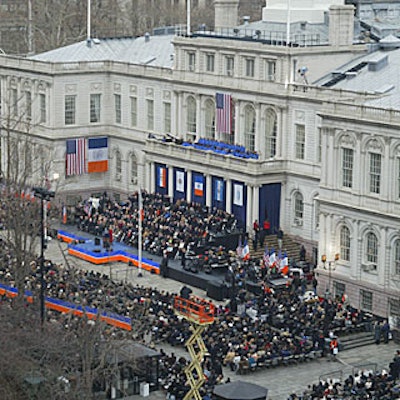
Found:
[140,382,149,397]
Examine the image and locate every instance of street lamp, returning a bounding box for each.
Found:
[321,253,340,299]
[33,187,55,325]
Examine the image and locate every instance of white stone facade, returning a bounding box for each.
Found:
[0,10,399,319]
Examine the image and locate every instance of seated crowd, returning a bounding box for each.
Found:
[288,351,400,399]
[0,192,392,400]
[75,191,237,258]
[0,235,379,385]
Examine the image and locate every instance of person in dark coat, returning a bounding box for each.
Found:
[382,320,390,344]
[299,245,306,261]
[181,248,186,269]
[374,321,382,345]
[180,285,192,299]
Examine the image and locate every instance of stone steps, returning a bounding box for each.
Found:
[339,331,375,351]
[248,234,306,264]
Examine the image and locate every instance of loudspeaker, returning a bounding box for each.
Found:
[94,237,101,246]
[207,282,225,301]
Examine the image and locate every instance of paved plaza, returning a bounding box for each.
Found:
[45,234,399,400]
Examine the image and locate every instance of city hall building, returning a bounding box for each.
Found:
[0,0,399,323]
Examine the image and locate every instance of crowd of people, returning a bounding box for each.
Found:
[1,190,399,400]
[75,191,237,259]
[289,350,400,399]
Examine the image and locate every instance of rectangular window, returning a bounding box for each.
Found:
[164,102,171,133]
[295,124,305,160]
[12,88,18,116]
[39,93,46,123]
[114,94,121,124]
[266,60,276,81]
[226,56,234,76]
[64,95,76,125]
[146,99,154,130]
[334,282,346,299]
[245,58,255,77]
[130,97,137,127]
[25,91,32,120]
[340,227,351,262]
[342,148,354,188]
[360,289,373,312]
[206,53,215,72]
[188,52,196,72]
[90,93,101,123]
[369,153,381,194]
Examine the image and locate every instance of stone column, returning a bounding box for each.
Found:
[186,169,192,203]
[226,178,232,213]
[149,162,155,193]
[246,184,253,233]
[168,165,174,198]
[206,174,212,207]
[145,161,151,192]
[252,185,260,226]
[255,103,261,153]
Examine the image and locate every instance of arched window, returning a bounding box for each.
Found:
[130,153,138,184]
[340,225,350,262]
[265,108,277,158]
[294,192,304,225]
[244,105,255,152]
[187,96,196,134]
[366,232,378,265]
[115,150,122,181]
[204,99,215,139]
[394,239,400,276]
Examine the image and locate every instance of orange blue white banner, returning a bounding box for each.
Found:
[88,137,108,173]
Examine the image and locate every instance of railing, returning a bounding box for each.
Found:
[322,102,400,125]
[174,295,215,325]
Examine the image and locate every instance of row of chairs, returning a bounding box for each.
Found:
[237,349,324,375]
[182,141,259,159]
[198,138,246,153]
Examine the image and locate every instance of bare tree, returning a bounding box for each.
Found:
[0,85,57,308]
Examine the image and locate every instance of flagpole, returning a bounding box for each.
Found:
[138,189,143,277]
[187,0,191,35]
[286,0,291,45]
[87,0,91,43]
[285,0,292,88]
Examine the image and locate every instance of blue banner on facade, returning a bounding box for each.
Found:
[192,172,205,205]
[231,180,246,229]
[212,176,225,210]
[155,163,168,195]
[173,168,186,202]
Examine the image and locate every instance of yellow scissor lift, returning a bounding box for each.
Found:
[174,295,216,400]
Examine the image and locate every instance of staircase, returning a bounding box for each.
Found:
[338,332,375,351]
[248,234,304,263]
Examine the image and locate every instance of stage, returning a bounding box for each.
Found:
[56,226,236,301]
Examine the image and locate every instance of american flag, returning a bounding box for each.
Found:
[66,138,87,176]
[216,92,232,134]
